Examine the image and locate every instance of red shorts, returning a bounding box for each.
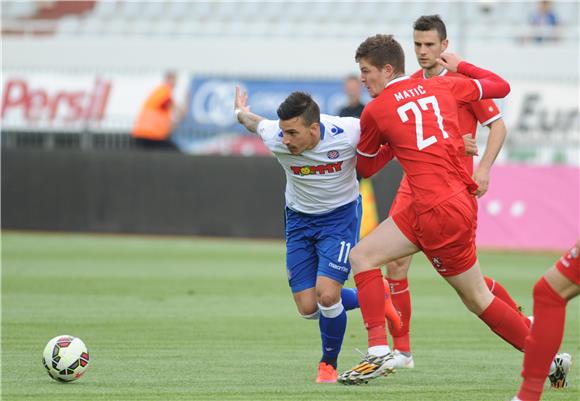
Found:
[555,245,580,285]
[388,176,412,217]
[392,190,478,277]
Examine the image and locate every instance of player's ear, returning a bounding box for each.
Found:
[441,38,449,52]
[383,64,394,78]
[309,122,320,134]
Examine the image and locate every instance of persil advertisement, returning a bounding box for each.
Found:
[1,72,162,132]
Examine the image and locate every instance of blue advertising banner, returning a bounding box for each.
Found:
[173,76,368,155]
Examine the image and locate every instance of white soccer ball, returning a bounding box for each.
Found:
[42,335,90,382]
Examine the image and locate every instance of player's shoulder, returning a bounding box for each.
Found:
[410,69,424,79]
[321,113,359,124]
[320,114,359,133]
[428,75,469,89]
[257,119,282,141]
[444,70,467,79]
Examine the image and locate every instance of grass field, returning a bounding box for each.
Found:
[2,232,578,401]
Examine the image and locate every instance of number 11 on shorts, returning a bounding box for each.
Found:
[338,241,351,264]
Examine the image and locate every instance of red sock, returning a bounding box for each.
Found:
[354,269,388,348]
[388,278,411,352]
[517,277,567,401]
[478,296,529,351]
[485,276,532,328]
[485,276,519,310]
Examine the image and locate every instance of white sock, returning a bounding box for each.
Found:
[318,301,344,318]
[368,345,391,357]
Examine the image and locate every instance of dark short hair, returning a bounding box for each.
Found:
[277,92,320,126]
[413,15,447,41]
[355,34,405,74]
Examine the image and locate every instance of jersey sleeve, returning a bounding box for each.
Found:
[256,119,280,142]
[471,99,502,126]
[342,116,361,149]
[357,107,382,157]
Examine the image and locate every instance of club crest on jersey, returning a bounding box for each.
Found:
[290,161,343,176]
[327,150,340,159]
[432,256,443,269]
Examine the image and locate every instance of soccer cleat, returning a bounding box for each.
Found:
[338,352,395,385]
[316,362,337,383]
[549,353,572,389]
[392,350,414,369]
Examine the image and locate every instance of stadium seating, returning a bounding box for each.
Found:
[1,1,578,42]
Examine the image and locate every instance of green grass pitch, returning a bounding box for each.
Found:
[2,232,578,401]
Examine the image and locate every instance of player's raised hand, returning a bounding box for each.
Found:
[234,86,264,133]
[436,52,463,73]
[234,86,251,114]
[463,134,479,156]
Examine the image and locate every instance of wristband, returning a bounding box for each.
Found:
[234,109,242,119]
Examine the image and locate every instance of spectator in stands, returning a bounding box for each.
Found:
[132,71,182,151]
[338,75,365,118]
[529,0,559,43]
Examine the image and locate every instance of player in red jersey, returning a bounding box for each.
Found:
[337,34,531,385]
[384,15,529,369]
[513,241,578,401]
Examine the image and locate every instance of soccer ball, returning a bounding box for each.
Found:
[42,335,90,382]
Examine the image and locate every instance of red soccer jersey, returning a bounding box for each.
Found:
[358,75,480,214]
[410,68,501,175]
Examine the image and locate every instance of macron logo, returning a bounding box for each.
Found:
[330,124,344,135]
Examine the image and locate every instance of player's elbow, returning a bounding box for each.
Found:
[356,166,374,179]
[355,154,375,179]
[501,81,511,97]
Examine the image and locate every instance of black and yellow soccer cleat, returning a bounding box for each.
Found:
[338,352,396,385]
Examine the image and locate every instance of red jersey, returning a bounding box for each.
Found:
[358,75,481,214]
[410,68,502,175]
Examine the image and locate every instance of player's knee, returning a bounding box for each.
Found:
[316,291,340,308]
[459,288,493,314]
[317,301,344,318]
[349,246,369,273]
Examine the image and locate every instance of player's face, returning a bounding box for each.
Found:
[279,117,319,155]
[413,29,448,70]
[358,58,389,98]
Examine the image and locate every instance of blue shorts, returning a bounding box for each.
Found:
[285,196,362,293]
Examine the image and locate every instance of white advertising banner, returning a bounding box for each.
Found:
[502,80,579,145]
[480,80,579,166]
[1,72,162,132]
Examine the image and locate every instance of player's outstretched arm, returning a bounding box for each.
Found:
[234,86,265,133]
[436,53,510,99]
